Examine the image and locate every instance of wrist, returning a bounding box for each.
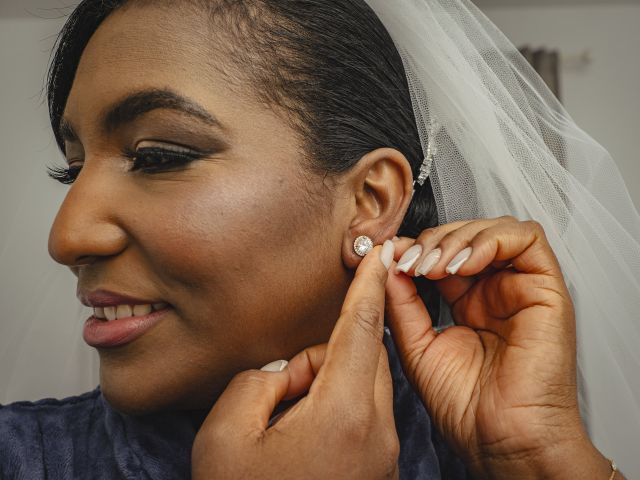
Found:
[472,429,613,479]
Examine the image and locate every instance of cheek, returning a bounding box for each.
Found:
[100,165,346,411]
[134,168,327,334]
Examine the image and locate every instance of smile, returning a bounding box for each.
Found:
[94,302,168,321]
[83,304,172,348]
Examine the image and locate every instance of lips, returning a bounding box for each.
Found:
[83,304,172,348]
[77,288,164,308]
[79,288,172,348]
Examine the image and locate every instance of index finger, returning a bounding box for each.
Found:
[313,241,395,401]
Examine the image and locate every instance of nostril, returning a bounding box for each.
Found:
[73,255,99,267]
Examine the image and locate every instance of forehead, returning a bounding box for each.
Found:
[61,3,306,176]
[80,3,214,71]
[64,4,237,128]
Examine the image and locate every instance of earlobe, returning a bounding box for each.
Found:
[341,148,414,270]
[353,235,375,257]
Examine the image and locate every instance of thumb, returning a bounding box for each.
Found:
[201,360,290,438]
[385,267,438,377]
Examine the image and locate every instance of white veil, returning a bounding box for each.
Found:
[1,0,638,476]
[365,0,640,475]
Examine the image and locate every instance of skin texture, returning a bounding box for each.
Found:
[47,3,413,414]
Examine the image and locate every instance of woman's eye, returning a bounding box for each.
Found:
[47,164,83,185]
[46,145,206,185]
[125,146,205,174]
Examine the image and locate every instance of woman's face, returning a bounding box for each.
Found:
[48,4,355,413]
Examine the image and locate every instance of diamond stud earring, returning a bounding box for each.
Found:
[353,235,374,257]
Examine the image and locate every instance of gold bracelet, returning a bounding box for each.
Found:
[608,459,617,480]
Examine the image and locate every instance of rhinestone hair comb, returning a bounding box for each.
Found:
[412,120,440,191]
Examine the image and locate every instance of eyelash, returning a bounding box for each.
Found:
[47,165,82,185]
[47,147,206,185]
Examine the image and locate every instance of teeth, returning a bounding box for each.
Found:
[93,303,167,321]
[133,304,152,316]
[116,305,133,319]
[104,306,117,321]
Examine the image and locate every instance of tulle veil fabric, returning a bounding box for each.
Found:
[1,0,638,476]
[364,0,640,475]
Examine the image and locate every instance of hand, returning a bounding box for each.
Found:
[192,245,400,480]
[386,217,613,479]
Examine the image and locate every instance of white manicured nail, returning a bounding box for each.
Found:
[396,245,423,273]
[380,240,395,270]
[446,247,473,275]
[392,236,400,242]
[260,360,288,372]
[415,248,442,277]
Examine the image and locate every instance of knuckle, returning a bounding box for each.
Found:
[416,227,439,243]
[498,215,518,223]
[523,219,544,234]
[370,264,388,285]
[229,370,269,393]
[232,369,263,385]
[438,230,467,250]
[522,220,551,244]
[339,407,376,443]
[350,304,384,339]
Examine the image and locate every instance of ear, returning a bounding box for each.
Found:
[341,148,414,270]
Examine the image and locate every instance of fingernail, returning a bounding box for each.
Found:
[380,240,395,270]
[392,236,400,242]
[415,248,442,277]
[446,247,473,275]
[396,244,422,273]
[260,360,288,372]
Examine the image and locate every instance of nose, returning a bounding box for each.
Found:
[48,163,128,268]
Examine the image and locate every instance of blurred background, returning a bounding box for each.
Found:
[1,0,639,404]
[476,0,640,211]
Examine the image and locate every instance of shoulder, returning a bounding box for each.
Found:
[0,388,104,478]
[0,387,102,425]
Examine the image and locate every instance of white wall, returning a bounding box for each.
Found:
[479,3,640,209]
[0,16,99,404]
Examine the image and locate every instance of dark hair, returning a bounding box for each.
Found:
[47,0,440,312]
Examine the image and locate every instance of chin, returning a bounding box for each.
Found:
[97,363,175,415]
[98,362,224,415]
[100,377,163,415]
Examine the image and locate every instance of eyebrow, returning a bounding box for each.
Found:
[58,88,224,143]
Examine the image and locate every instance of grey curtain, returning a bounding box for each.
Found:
[519,46,567,168]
